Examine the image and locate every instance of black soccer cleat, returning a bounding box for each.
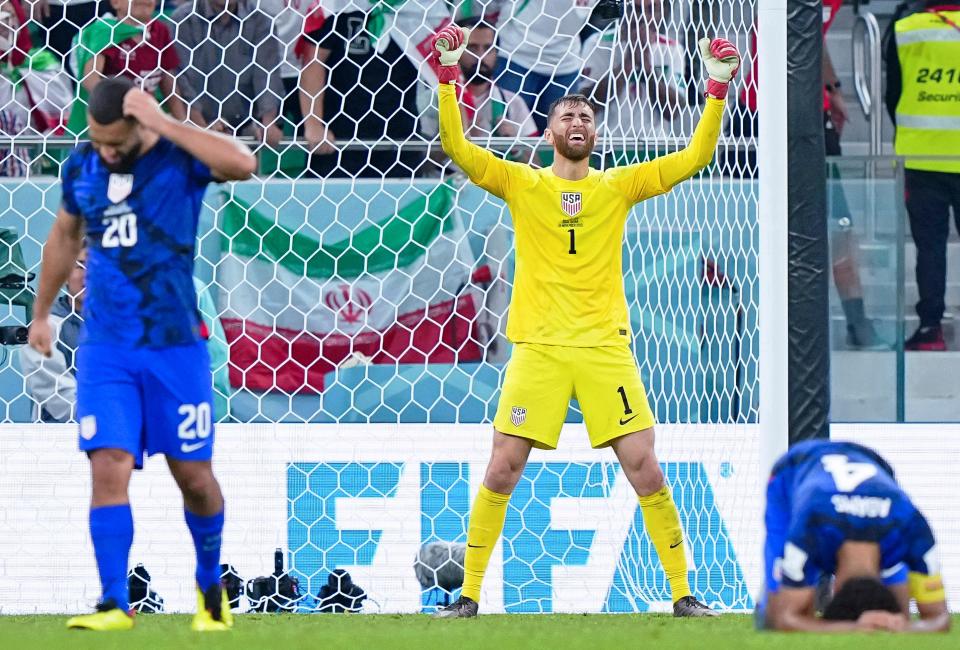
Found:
[202,584,225,622]
[673,595,719,617]
[190,583,232,631]
[434,595,479,619]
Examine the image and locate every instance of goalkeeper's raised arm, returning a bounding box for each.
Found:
[606,37,741,203]
[433,25,536,200]
[433,26,739,203]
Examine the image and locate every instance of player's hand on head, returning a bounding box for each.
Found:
[856,610,908,632]
[122,88,166,131]
[28,318,53,358]
[699,37,741,100]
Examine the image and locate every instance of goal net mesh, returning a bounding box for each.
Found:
[0,0,764,614]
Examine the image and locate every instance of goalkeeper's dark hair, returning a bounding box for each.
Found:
[547,94,599,122]
[88,76,135,125]
[822,576,902,621]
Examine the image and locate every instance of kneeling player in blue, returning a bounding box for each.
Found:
[759,439,949,632]
[28,77,256,631]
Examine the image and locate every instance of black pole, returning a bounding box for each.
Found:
[787,0,830,443]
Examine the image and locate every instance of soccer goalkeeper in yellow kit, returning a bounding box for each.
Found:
[431,25,741,618]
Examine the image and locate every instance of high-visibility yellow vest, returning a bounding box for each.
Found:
[895,10,960,172]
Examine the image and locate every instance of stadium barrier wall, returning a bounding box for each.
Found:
[0,176,903,426]
[0,177,762,424]
[1,423,957,615]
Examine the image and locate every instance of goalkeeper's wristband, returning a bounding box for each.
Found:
[437,65,460,85]
[706,79,729,100]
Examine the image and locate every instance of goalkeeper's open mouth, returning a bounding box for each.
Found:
[553,128,595,161]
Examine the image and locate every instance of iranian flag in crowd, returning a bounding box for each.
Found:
[217,184,484,393]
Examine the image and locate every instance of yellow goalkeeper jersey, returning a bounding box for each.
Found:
[439,83,724,347]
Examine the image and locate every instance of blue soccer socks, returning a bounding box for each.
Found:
[184,508,225,591]
[89,504,134,610]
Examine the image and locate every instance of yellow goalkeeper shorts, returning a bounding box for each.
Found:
[493,343,656,450]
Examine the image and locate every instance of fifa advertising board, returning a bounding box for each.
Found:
[1,424,958,614]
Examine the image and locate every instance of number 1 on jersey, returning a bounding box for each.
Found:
[568,229,577,254]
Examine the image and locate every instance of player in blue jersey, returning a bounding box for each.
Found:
[759,439,950,632]
[28,77,256,632]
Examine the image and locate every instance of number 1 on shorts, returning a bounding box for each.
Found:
[617,385,632,414]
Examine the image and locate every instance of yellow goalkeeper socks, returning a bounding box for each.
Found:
[639,486,691,602]
[461,484,511,602]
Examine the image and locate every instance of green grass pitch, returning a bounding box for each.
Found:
[2,614,960,650]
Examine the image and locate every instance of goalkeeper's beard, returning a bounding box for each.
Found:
[553,132,596,162]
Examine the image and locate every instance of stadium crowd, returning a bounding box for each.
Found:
[0,0,719,178]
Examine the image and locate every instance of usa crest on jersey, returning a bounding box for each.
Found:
[560,192,581,217]
[511,406,526,427]
[107,174,133,204]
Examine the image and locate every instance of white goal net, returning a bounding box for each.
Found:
[0,0,768,614]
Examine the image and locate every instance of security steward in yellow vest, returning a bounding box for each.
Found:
[885,2,960,350]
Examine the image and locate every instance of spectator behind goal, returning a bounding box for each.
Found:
[19,249,85,422]
[0,0,72,174]
[580,0,689,159]
[20,249,232,423]
[419,16,539,170]
[36,0,109,62]
[493,0,610,131]
[67,0,187,136]
[885,1,960,351]
[171,0,284,147]
[296,1,427,178]
[728,1,881,350]
[457,17,538,142]
[259,0,311,136]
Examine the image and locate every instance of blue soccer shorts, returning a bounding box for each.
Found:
[76,341,215,467]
